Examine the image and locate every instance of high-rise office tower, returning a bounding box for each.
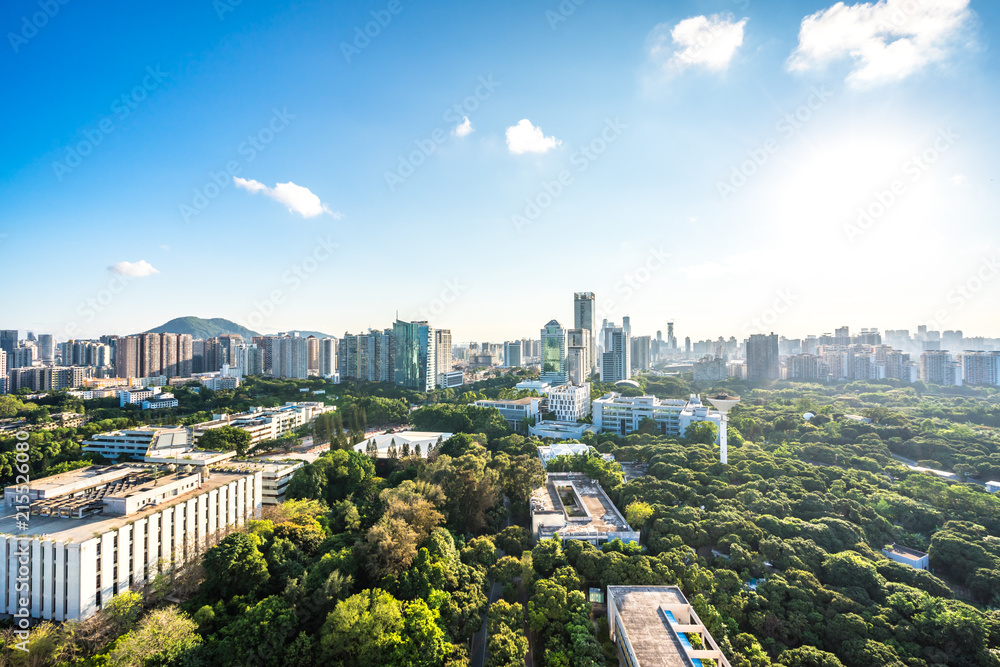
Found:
[746,333,780,381]
[504,341,523,368]
[567,328,591,385]
[0,331,16,373]
[317,337,338,377]
[622,316,631,336]
[392,320,436,391]
[631,336,651,372]
[435,329,453,379]
[37,334,54,364]
[574,292,597,373]
[541,320,568,385]
[600,327,630,382]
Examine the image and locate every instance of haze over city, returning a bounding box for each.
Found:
[3,0,1000,341]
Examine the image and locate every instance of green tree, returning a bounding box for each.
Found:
[198,425,253,456]
[202,533,270,600]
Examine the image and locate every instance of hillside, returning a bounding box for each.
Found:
[143,316,260,340]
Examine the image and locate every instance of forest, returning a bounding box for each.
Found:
[1,376,999,666]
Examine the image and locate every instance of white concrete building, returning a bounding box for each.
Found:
[191,402,332,447]
[529,472,638,545]
[529,422,596,441]
[0,463,261,622]
[354,431,454,459]
[546,383,591,422]
[474,397,545,432]
[882,543,929,570]
[593,393,723,444]
[82,427,190,461]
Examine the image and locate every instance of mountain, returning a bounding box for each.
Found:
[285,330,335,339]
[144,317,260,340]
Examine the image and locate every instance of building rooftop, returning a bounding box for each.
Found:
[884,543,928,562]
[610,586,690,667]
[531,472,633,536]
[608,586,731,667]
[0,465,255,543]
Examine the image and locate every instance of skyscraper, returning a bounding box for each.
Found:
[540,320,568,385]
[631,336,651,372]
[566,328,591,385]
[393,320,436,391]
[0,331,16,374]
[504,341,522,368]
[746,333,780,381]
[600,326,630,382]
[37,334,54,364]
[574,292,597,373]
[435,329,453,380]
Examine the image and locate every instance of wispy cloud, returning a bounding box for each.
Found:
[650,14,748,73]
[453,116,474,137]
[109,260,159,277]
[788,0,973,86]
[233,177,341,218]
[505,119,562,155]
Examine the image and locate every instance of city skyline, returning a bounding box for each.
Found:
[4,0,1000,341]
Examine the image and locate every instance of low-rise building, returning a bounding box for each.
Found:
[882,543,929,570]
[191,402,332,447]
[83,427,189,461]
[529,472,638,546]
[437,370,464,389]
[607,586,732,667]
[537,441,595,467]
[474,397,545,432]
[529,421,596,441]
[141,393,178,410]
[354,431,454,459]
[593,393,723,444]
[0,463,261,621]
[986,481,1000,493]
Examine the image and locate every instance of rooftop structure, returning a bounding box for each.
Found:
[882,543,929,570]
[985,481,1000,493]
[191,402,332,446]
[529,472,638,545]
[353,431,454,459]
[537,441,595,467]
[607,586,732,667]
[530,421,596,442]
[82,426,189,461]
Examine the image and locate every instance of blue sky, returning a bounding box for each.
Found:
[2,0,999,344]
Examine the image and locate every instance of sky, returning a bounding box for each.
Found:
[2,0,999,344]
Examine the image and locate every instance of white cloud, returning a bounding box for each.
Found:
[788,0,972,86]
[453,116,474,137]
[505,119,562,155]
[952,173,967,185]
[159,244,170,251]
[109,260,159,277]
[650,14,748,73]
[233,177,341,218]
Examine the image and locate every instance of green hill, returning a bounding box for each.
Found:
[144,317,260,340]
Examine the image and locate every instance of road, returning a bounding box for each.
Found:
[469,498,514,667]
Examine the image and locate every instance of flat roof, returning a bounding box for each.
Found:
[609,586,691,667]
[885,543,927,561]
[0,468,256,544]
[531,473,632,535]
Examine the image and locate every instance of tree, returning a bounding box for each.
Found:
[486,627,528,667]
[778,646,845,667]
[202,533,270,600]
[321,589,404,666]
[682,421,718,446]
[531,538,567,578]
[493,453,546,516]
[625,501,654,529]
[103,606,201,667]
[198,425,253,456]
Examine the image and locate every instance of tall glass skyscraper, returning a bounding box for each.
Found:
[541,320,568,385]
[573,292,596,373]
[393,320,437,391]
